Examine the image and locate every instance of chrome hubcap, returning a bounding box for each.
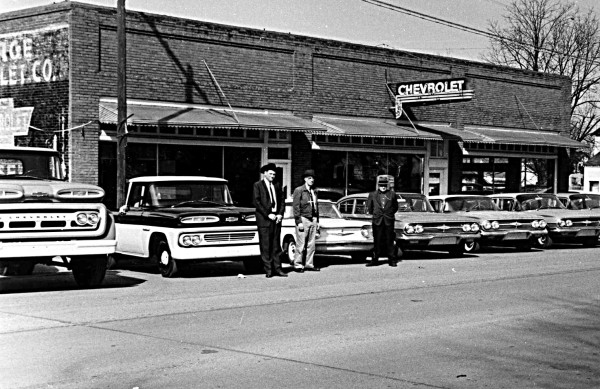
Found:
[160,251,170,266]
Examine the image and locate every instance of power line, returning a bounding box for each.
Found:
[361,0,600,66]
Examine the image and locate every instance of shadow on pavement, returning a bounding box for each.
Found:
[0,266,146,294]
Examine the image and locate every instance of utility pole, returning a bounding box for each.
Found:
[116,0,127,207]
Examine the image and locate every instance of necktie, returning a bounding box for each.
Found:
[309,190,315,215]
[269,183,276,211]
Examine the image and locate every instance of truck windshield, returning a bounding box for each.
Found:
[0,152,63,180]
[150,182,234,207]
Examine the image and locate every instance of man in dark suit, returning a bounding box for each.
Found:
[253,163,287,278]
[366,176,399,267]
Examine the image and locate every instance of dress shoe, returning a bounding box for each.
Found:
[294,268,304,273]
[365,261,379,267]
[388,260,398,267]
[265,273,273,278]
[304,267,320,271]
[275,272,288,277]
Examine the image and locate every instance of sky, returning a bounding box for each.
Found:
[2,0,599,62]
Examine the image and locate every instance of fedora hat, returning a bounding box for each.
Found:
[302,169,315,179]
[260,163,277,173]
[378,177,389,185]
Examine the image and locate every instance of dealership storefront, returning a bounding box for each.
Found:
[0,2,581,210]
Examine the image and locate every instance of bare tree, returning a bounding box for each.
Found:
[484,0,600,151]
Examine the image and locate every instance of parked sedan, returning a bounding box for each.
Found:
[489,193,600,248]
[429,195,547,250]
[337,193,481,256]
[280,200,373,263]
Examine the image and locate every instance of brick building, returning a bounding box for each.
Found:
[1,1,582,209]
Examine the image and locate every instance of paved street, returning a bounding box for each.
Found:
[1,245,599,389]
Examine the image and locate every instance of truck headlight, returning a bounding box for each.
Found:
[180,234,203,246]
[360,226,371,238]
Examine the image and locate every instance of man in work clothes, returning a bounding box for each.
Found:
[253,163,287,278]
[291,169,320,272]
[366,177,399,267]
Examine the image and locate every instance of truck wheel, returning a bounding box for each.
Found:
[537,235,552,248]
[71,255,108,288]
[0,261,36,276]
[155,240,178,278]
[243,256,263,274]
[284,239,297,264]
[464,241,480,253]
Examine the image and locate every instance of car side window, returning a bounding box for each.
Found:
[500,199,514,211]
[355,199,367,214]
[430,200,441,212]
[127,184,146,208]
[338,200,353,214]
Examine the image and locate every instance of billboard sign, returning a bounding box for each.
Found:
[0,98,33,145]
[0,24,69,87]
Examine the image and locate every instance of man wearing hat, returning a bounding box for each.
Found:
[366,176,399,267]
[253,163,287,278]
[291,169,320,272]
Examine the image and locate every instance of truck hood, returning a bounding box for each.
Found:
[145,206,255,219]
[0,179,104,202]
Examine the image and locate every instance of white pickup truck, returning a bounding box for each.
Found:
[0,146,116,287]
[115,176,261,277]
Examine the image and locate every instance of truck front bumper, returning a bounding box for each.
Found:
[0,240,116,259]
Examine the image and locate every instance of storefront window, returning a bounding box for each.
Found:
[461,157,507,194]
[128,144,157,177]
[522,158,555,192]
[313,150,423,198]
[224,147,261,207]
[158,144,221,177]
[460,156,555,194]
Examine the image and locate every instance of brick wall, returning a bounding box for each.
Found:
[1,2,573,188]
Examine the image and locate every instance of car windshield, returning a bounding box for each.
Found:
[284,201,342,219]
[516,194,565,210]
[150,181,233,207]
[0,152,63,180]
[568,194,600,210]
[445,196,498,212]
[397,194,434,212]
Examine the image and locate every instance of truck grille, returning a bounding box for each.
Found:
[204,232,256,243]
[0,204,107,240]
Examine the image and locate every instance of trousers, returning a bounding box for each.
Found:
[294,216,318,269]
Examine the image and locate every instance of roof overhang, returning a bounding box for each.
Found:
[416,123,583,149]
[98,98,326,133]
[312,115,442,140]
